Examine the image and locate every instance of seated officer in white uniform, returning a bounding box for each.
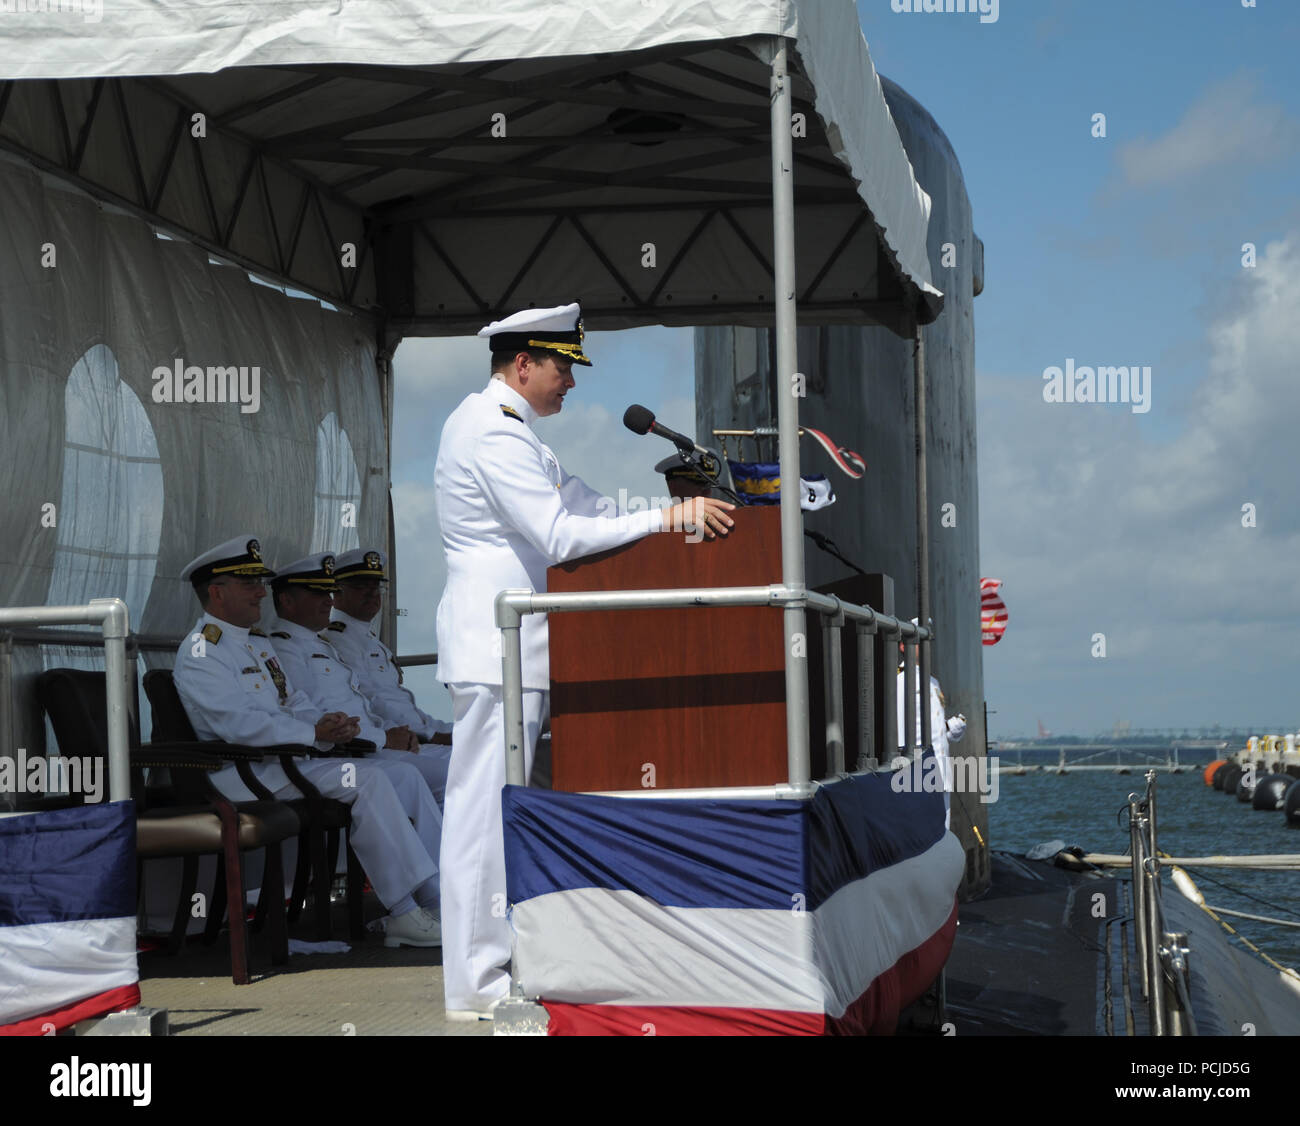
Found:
[434,302,736,1018]
[322,547,452,747]
[896,626,966,829]
[267,552,452,805]
[172,535,442,948]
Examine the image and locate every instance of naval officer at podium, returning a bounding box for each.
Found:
[433,302,734,1019]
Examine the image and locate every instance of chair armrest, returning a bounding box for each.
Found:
[255,743,318,758]
[132,744,224,772]
[173,741,268,762]
[305,743,372,758]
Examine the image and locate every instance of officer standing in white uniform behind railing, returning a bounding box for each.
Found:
[172,535,443,948]
[897,623,966,830]
[322,547,453,746]
[433,302,736,1019]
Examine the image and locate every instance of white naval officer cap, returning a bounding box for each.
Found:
[181,534,276,587]
[654,449,723,485]
[271,553,340,593]
[477,302,591,366]
[333,547,389,582]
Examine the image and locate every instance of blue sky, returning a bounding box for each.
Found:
[392,1,1300,738]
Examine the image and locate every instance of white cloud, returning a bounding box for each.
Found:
[1116,74,1298,189]
[979,234,1300,734]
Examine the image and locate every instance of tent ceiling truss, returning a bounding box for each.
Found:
[0,39,913,336]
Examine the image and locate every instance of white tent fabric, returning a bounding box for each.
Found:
[0,0,940,321]
[0,154,387,763]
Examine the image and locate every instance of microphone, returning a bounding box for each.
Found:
[622,403,694,455]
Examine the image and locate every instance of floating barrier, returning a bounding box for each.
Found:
[1253,774,1295,812]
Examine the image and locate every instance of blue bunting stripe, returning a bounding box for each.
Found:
[503,766,947,912]
[0,802,137,928]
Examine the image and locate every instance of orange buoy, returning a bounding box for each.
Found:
[1203,759,1226,786]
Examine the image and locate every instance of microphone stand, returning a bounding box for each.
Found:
[678,446,743,505]
[804,529,867,577]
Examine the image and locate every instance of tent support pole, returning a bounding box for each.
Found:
[913,319,932,751]
[769,39,811,791]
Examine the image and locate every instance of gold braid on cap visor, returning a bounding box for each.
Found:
[527,339,590,364]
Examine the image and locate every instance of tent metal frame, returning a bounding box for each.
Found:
[0,28,937,789]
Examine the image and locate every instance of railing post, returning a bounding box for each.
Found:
[91,598,132,804]
[1145,854,1166,1035]
[495,591,528,788]
[0,632,13,767]
[1161,930,1192,1036]
[855,621,875,770]
[1129,798,1148,1002]
[902,637,918,760]
[822,599,845,776]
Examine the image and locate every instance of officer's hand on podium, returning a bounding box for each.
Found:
[662,496,736,540]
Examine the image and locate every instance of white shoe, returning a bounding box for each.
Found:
[383,907,442,948]
[445,997,504,1022]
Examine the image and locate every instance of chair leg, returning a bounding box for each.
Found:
[346,838,365,941]
[262,842,289,966]
[215,804,251,986]
[310,825,331,941]
[204,856,227,946]
[169,855,199,955]
[288,828,311,924]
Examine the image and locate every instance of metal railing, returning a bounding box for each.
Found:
[494,583,931,794]
[0,601,133,804]
[1128,770,1196,1036]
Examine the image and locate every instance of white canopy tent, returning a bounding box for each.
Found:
[0,0,944,787]
[0,0,940,334]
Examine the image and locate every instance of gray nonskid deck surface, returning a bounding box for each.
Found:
[136,900,492,1036]
[943,852,1119,1035]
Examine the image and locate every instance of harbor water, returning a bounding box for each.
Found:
[988,756,1300,971]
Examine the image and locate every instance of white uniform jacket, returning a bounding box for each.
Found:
[897,671,962,753]
[323,609,446,736]
[173,613,328,800]
[434,378,662,689]
[268,617,393,749]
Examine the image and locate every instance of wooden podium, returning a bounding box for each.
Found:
[547,507,786,792]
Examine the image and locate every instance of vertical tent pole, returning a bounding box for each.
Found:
[769,38,811,790]
[913,320,932,751]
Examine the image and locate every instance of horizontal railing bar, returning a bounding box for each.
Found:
[581,782,818,801]
[494,584,929,641]
[1,627,182,652]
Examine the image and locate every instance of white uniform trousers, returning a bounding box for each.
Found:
[268,757,440,911]
[375,744,453,807]
[441,683,547,1013]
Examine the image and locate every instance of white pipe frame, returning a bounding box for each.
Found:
[0,599,132,804]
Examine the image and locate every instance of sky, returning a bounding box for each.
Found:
[391,0,1300,739]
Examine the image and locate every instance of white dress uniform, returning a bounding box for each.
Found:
[174,611,443,912]
[270,615,452,806]
[897,668,967,829]
[433,304,663,1015]
[326,608,445,736]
